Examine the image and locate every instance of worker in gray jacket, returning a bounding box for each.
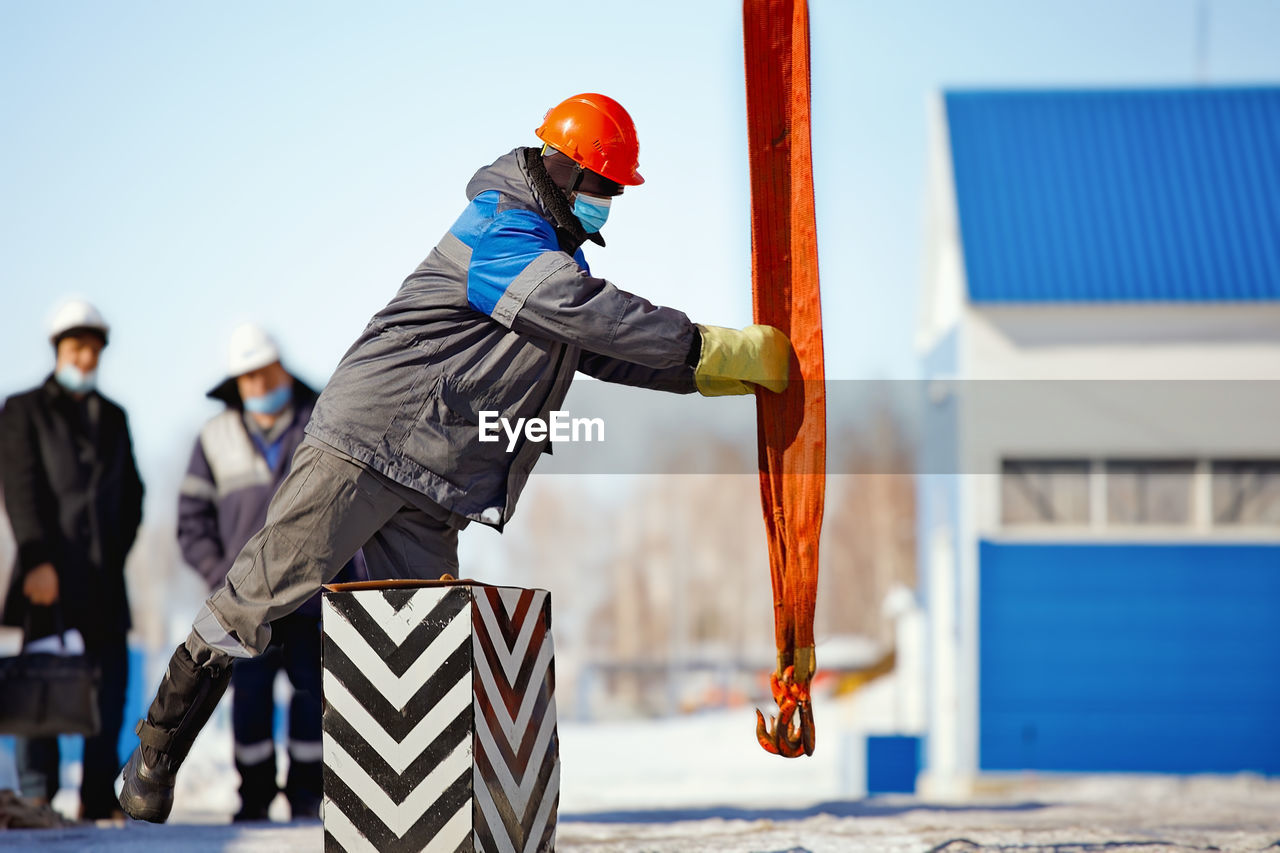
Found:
[179,323,358,821]
[120,92,791,823]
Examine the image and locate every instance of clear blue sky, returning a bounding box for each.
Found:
[3,0,1279,517]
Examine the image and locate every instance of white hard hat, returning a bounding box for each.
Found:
[48,299,110,345]
[227,323,282,377]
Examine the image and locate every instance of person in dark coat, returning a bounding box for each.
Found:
[1,299,144,819]
[177,323,356,821]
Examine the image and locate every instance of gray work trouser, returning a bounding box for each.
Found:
[188,437,465,664]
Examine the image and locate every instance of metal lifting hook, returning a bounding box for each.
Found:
[754,649,816,758]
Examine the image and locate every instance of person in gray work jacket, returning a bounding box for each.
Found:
[178,323,360,821]
[119,92,792,823]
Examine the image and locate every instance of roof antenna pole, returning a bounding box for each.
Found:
[1196,0,1211,84]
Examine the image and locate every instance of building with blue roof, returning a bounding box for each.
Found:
[915,86,1280,794]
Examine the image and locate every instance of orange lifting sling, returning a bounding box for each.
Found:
[743,0,826,758]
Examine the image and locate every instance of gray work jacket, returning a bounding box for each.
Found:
[306,149,697,529]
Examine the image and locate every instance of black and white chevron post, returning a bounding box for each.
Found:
[321,581,559,853]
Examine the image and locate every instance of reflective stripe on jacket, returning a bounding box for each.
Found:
[178,381,334,615]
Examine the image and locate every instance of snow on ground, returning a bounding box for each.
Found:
[5,773,1280,852]
[559,676,895,813]
[3,676,1279,850]
[557,773,1280,852]
[154,653,900,822]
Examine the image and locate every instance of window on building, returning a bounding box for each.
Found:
[1105,460,1195,526]
[1212,461,1280,526]
[1001,460,1090,525]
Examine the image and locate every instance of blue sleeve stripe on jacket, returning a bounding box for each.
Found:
[468,209,561,316]
[448,190,500,248]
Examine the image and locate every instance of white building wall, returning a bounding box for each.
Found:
[921,303,1280,793]
[964,302,1280,536]
[916,91,976,796]
[917,96,1280,792]
[967,303,1280,381]
[917,93,966,361]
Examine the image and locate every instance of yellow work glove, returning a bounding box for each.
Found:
[693,324,791,397]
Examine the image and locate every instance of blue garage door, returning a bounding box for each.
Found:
[980,541,1280,773]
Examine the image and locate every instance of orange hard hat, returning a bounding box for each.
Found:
[535,93,644,187]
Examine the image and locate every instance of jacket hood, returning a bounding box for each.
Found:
[466,148,603,250]
[207,375,319,410]
[466,148,540,207]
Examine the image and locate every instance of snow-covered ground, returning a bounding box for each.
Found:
[135,644,901,823]
[560,678,895,813]
[3,674,1279,851]
[6,772,1280,851]
[558,773,1280,852]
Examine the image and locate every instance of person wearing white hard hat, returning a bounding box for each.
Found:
[175,323,360,821]
[0,299,144,820]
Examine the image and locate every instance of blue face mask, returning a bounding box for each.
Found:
[55,365,97,394]
[244,384,291,415]
[573,193,611,233]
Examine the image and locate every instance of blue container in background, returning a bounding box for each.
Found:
[866,734,921,795]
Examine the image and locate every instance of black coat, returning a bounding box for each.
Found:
[1,375,144,644]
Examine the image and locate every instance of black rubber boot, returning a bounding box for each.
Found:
[233,757,279,822]
[286,759,323,821]
[118,643,232,823]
